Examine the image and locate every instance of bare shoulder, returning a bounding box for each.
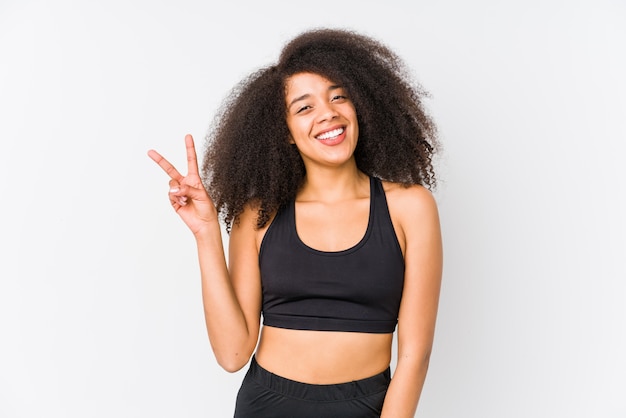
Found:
[381,181,440,253]
[381,181,439,220]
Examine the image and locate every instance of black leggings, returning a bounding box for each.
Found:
[233,357,391,418]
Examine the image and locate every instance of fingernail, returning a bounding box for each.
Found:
[169,187,179,193]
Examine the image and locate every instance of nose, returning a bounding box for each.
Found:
[316,102,339,123]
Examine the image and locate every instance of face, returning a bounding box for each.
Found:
[284,72,359,169]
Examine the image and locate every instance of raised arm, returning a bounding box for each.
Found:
[148,135,262,372]
[381,184,443,418]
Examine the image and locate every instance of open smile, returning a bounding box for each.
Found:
[315,127,345,140]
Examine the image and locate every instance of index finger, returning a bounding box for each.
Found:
[147,148,184,182]
[185,134,200,176]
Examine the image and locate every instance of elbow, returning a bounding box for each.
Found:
[398,348,432,372]
[220,361,247,374]
[209,333,257,373]
[216,353,250,373]
[419,348,433,371]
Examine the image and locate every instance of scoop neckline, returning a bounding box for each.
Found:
[292,177,375,256]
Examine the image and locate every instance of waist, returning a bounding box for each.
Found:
[255,325,393,384]
[245,356,391,401]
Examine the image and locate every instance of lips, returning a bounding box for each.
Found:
[315,127,345,140]
[314,126,347,146]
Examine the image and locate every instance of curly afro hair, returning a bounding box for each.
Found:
[201,27,439,232]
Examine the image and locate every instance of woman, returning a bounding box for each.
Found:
[148,28,442,417]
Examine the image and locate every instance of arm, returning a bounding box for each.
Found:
[381,185,443,418]
[196,204,262,372]
[148,135,261,373]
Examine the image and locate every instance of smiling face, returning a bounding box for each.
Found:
[284,72,359,170]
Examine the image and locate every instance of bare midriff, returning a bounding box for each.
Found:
[254,325,393,384]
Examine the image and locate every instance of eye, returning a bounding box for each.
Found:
[331,95,348,102]
[295,104,312,114]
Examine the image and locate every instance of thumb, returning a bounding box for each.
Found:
[169,182,208,201]
[168,179,181,190]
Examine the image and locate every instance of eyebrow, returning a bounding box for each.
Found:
[287,84,343,110]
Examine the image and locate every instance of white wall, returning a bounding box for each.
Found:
[1,0,624,417]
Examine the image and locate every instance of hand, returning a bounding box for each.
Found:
[148,134,218,236]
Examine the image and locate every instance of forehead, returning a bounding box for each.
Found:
[284,72,339,98]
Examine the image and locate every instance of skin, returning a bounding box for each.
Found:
[148,72,443,417]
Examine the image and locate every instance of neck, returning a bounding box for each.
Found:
[298,162,369,203]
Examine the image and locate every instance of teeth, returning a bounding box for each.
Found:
[316,128,344,140]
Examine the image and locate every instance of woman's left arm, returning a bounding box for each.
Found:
[381,185,443,418]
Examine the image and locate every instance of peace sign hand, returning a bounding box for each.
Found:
[148,134,219,236]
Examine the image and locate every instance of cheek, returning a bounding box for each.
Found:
[285,120,298,142]
[287,118,309,138]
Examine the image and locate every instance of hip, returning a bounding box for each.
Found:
[234,356,390,418]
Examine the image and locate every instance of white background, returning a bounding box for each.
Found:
[1,0,625,417]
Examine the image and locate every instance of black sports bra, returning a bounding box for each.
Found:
[259,177,405,333]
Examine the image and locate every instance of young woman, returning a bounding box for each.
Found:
[148,28,442,417]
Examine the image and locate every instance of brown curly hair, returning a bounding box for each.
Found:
[201,27,439,231]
